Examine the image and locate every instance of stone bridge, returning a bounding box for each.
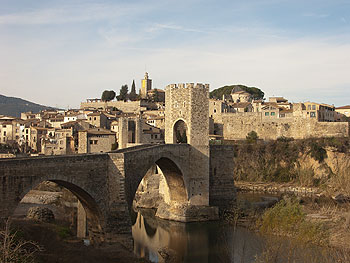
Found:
[0,144,235,244]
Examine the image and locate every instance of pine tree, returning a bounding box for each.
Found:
[117,85,129,101]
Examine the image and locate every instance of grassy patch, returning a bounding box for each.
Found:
[258,199,328,246]
[56,226,72,240]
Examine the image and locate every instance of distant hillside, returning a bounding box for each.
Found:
[210,84,265,100]
[0,94,57,117]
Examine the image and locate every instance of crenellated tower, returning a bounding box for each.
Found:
[165,83,210,206]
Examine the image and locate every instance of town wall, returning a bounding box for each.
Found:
[80,100,147,113]
[222,113,349,140]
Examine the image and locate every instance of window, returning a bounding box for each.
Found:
[312,105,316,110]
[280,113,285,118]
[3,131,6,136]
[90,140,93,144]
[155,135,157,139]
[214,109,217,113]
[307,105,311,110]
[94,117,97,121]
[265,112,269,116]
[310,112,316,117]
[271,112,276,116]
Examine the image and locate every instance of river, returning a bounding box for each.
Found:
[131,192,336,263]
[132,208,263,263]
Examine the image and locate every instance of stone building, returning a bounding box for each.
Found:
[335,105,350,121]
[140,72,152,99]
[78,128,116,154]
[142,122,163,144]
[86,112,108,129]
[231,90,252,103]
[336,105,350,117]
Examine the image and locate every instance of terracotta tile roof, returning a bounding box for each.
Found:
[336,105,350,109]
[84,128,115,136]
[230,102,251,108]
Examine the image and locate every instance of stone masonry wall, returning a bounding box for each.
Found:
[222,113,349,140]
[81,101,144,113]
[165,83,210,206]
[209,145,236,207]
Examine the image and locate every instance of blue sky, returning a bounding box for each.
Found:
[0,0,349,108]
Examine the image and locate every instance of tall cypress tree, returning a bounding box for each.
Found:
[129,80,137,101]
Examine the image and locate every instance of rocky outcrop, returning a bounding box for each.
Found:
[21,190,62,205]
[156,203,218,222]
[133,173,164,209]
[27,206,55,222]
[297,148,350,179]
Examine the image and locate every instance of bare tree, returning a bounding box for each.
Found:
[0,218,42,263]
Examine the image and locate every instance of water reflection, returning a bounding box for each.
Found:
[132,209,262,263]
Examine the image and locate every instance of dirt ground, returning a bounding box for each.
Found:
[10,219,150,263]
[302,200,350,250]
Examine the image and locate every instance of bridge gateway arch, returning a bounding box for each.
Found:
[0,83,235,244]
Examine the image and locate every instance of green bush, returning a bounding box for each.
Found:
[258,199,328,245]
[309,142,327,163]
[56,226,72,240]
[246,131,258,144]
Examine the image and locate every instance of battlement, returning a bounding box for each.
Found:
[166,83,209,91]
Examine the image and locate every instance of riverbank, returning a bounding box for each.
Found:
[8,218,150,263]
[234,182,350,251]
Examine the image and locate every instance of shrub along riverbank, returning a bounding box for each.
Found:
[228,137,350,261]
[233,137,350,196]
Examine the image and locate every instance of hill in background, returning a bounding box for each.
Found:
[210,84,265,100]
[0,94,57,117]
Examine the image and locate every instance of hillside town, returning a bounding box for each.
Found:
[0,72,349,157]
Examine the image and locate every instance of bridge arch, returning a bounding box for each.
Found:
[125,157,188,209]
[123,145,191,211]
[173,118,188,144]
[15,178,104,244]
[0,155,111,245]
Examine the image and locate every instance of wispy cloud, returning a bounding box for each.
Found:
[147,23,205,33]
[0,3,149,25]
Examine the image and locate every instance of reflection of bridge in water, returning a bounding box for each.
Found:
[0,144,235,244]
[132,209,262,263]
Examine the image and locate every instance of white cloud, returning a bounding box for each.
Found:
[2,37,350,108]
[1,1,349,108]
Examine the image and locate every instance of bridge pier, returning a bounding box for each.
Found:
[77,200,86,238]
[155,203,218,222]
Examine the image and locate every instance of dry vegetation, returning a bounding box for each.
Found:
[0,219,42,263]
[233,137,350,190]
